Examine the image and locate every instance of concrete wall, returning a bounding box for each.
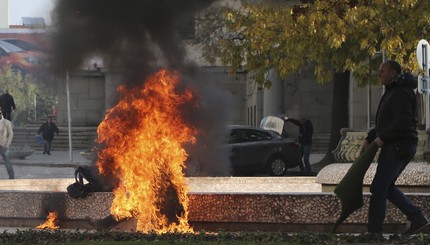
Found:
[197,66,247,125]
[349,79,382,131]
[54,64,389,135]
[56,67,246,127]
[103,71,123,111]
[245,66,333,133]
[283,67,333,134]
[56,71,105,126]
[0,0,8,29]
[263,68,284,118]
[245,65,394,135]
[245,72,263,127]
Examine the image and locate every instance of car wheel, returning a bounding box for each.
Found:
[267,156,287,176]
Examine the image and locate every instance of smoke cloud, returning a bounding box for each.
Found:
[51,0,233,176]
[50,0,214,82]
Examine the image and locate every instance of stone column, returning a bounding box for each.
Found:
[263,68,284,117]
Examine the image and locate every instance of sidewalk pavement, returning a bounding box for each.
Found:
[12,150,91,167]
[0,150,91,180]
[0,150,326,179]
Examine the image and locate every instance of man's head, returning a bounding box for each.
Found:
[378,60,401,86]
[298,116,306,124]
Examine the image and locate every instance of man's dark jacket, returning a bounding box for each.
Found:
[1,93,15,114]
[366,73,418,145]
[287,118,313,145]
[38,122,59,141]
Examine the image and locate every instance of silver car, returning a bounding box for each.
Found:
[227,125,301,176]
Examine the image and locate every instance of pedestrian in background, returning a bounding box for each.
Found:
[284,115,314,175]
[0,108,14,179]
[37,116,59,155]
[0,88,16,121]
[360,60,429,234]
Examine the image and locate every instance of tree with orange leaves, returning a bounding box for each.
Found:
[199,0,430,168]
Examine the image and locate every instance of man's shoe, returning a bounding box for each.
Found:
[47,152,51,155]
[43,151,46,154]
[404,217,430,234]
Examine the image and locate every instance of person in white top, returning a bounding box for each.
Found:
[0,108,14,179]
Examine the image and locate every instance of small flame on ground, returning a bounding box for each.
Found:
[36,212,59,230]
[97,69,199,233]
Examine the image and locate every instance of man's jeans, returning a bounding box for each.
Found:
[299,144,312,174]
[368,142,424,233]
[44,140,52,153]
[0,147,13,179]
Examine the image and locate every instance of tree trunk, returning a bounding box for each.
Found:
[313,71,350,171]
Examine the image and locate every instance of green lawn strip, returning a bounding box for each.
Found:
[0,230,428,244]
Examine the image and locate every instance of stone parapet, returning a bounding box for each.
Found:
[0,191,428,233]
[0,177,428,233]
[316,162,430,193]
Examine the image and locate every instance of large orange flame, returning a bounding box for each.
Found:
[36,212,60,230]
[96,69,198,233]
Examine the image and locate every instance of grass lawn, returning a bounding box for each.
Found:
[0,230,429,245]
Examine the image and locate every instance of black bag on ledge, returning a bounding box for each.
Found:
[67,166,115,198]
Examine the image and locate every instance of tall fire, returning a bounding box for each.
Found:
[96,69,199,233]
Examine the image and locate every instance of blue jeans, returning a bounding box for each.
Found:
[43,139,52,153]
[299,144,312,174]
[0,147,13,179]
[368,141,424,233]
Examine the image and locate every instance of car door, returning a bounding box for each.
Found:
[229,128,273,170]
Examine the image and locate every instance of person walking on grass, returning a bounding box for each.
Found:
[37,116,59,155]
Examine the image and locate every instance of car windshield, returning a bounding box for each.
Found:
[0,41,23,53]
[0,39,40,51]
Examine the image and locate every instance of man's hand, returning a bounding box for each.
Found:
[375,137,384,147]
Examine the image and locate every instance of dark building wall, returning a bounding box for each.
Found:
[56,71,105,126]
[282,67,333,134]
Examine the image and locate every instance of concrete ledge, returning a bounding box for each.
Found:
[0,177,322,193]
[316,162,430,192]
[9,146,34,159]
[0,191,427,233]
[0,177,427,233]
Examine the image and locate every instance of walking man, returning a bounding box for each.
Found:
[0,108,14,179]
[361,60,429,234]
[37,116,59,155]
[0,88,16,121]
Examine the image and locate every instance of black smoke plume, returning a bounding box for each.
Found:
[51,0,233,176]
[50,0,215,83]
